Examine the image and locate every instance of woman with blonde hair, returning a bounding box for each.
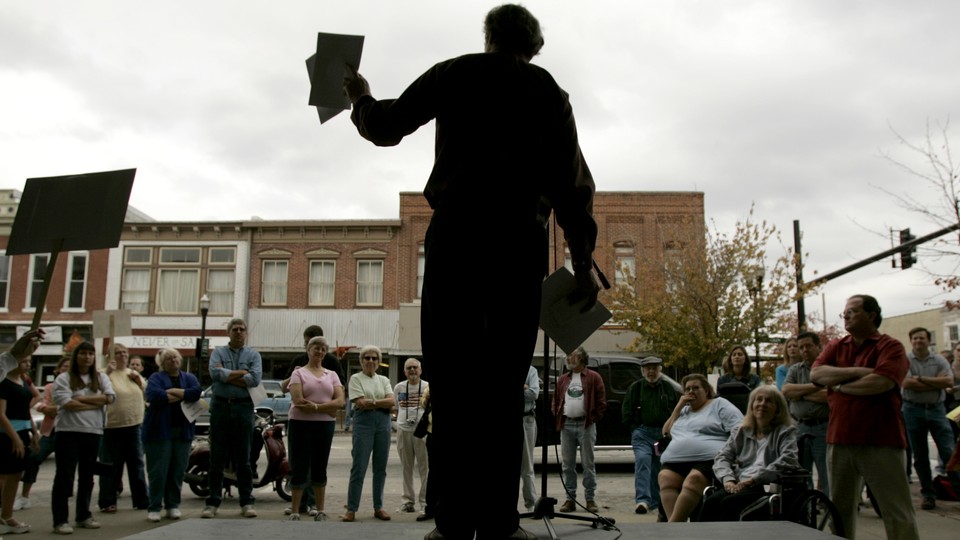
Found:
[699,386,799,521]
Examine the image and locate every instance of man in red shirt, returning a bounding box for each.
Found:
[812,295,918,540]
[552,347,607,514]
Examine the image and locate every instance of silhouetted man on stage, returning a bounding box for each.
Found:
[346,5,598,539]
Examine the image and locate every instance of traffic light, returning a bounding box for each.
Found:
[899,228,917,269]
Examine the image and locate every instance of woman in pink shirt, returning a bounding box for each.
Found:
[286,336,344,522]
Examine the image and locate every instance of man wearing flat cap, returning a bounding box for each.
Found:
[621,357,679,515]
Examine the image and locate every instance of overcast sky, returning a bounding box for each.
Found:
[2,0,959,328]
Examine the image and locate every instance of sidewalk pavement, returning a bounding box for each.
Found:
[6,431,959,538]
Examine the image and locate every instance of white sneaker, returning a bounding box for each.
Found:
[241,505,257,518]
[13,496,32,510]
[76,518,101,529]
[314,511,328,522]
[284,506,293,515]
[53,523,74,535]
[147,512,161,523]
[288,513,301,521]
[3,519,30,534]
[167,508,181,520]
[201,506,218,519]
[307,505,319,517]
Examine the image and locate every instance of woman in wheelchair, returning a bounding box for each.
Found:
[658,374,744,522]
[699,386,799,522]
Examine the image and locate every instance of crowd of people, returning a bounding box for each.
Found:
[0,322,425,534]
[2,292,960,540]
[609,294,960,540]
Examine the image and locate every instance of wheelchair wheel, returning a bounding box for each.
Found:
[788,490,844,537]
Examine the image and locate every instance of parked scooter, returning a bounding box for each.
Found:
[185,407,292,501]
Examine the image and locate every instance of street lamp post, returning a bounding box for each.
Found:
[194,294,210,373]
[748,269,765,372]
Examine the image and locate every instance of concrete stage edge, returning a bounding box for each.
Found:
[121,519,832,539]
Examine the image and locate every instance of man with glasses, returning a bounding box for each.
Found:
[782,332,830,497]
[202,318,262,520]
[812,295,918,540]
[393,358,429,514]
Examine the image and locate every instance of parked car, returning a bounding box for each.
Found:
[535,354,682,448]
[195,379,291,433]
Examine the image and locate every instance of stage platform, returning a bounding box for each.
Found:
[121,518,832,539]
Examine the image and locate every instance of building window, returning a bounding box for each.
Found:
[160,247,201,264]
[614,243,636,285]
[120,245,237,315]
[157,269,200,314]
[0,253,9,309]
[309,260,336,306]
[64,252,88,309]
[125,247,151,264]
[207,269,235,314]
[209,247,235,265]
[121,268,151,314]
[262,260,288,305]
[356,260,383,306]
[28,255,48,309]
[949,324,959,344]
[416,245,425,299]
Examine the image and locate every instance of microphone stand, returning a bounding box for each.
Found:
[519,234,614,538]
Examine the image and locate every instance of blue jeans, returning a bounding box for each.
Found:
[346,409,391,511]
[21,431,56,485]
[98,424,149,509]
[631,426,661,508]
[206,399,255,508]
[560,419,597,502]
[796,420,829,498]
[520,414,538,510]
[903,402,959,499]
[145,437,191,512]
[52,431,100,527]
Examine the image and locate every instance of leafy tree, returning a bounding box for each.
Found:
[608,205,809,374]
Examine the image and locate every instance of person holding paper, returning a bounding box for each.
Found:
[142,348,201,522]
[345,4,598,539]
[202,318,262,520]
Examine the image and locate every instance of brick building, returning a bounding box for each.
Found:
[1,190,704,384]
